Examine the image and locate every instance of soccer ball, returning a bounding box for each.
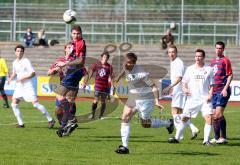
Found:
[170,22,176,30]
[63,9,77,24]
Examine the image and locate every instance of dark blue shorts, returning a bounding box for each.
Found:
[212,89,231,109]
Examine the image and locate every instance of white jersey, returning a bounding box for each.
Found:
[13,57,35,88]
[170,57,184,95]
[182,64,213,101]
[125,65,154,100]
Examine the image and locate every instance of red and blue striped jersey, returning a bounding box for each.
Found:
[91,61,113,92]
[61,38,87,89]
[210,55,232,94]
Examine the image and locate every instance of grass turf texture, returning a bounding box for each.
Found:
[0,99,240,165]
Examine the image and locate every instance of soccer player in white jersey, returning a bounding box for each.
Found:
[114,52,174,154]
[163,45,199,140]
[7,44,55,128]
[168,49,214,146]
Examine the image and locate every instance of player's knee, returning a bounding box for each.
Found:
[11,102,18,108]
[140,118,151,128]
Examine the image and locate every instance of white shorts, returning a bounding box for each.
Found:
[135,99,155,120]
[171,92,186,109]
[12,85,37,102]
[183,99,213,118]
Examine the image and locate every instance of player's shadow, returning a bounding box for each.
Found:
[89,135,153,139]
[134,151,219,156]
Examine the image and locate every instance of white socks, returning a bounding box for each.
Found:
[187,120,199,134]
[121,122,130,148]
[173,114,181,129]
[175,121,187,140]
[203,123,212,143]
[151,119,170,128]
[11,103,23,125]
[33,102,52,121]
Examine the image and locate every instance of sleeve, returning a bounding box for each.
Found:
[224,57,233,76]
[90,62,97,72]
[76,40,86,59]
[175,60,185,78]
[182,67,190,83]
[25,59,35,73]
[12,61,16,73]
[209,67,214,86]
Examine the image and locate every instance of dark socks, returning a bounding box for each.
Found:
[213,118,220,140]
[91,103,98,117]
[219,116,227,139]
[99,102,106,118]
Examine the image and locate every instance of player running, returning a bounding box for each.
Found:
[115,52,174,154]
[55,25,86,137]
[8,44,55,128]
[84,52,114,120]
[168,49,214,145]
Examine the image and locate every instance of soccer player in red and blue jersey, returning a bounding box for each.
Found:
[210,41,233,144]
[48,42,75,125]
[84,52,114,119]
[55,25,87,137]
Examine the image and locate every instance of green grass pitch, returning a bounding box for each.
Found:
[0,99,240,165]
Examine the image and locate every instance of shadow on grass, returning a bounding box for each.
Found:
[134,151,220,156]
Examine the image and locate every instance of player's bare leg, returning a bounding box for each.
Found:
[115,105,136,154]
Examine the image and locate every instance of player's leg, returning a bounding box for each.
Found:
[55,96,63,125]
[0,76,9,108]
[203,114,213,145]
[89,91,99,119]
[115,105,135,154]
[11,98,24,127]
[136,99,174,133]
[32,100,55,128]
[99,92,108,119]
[211,92,229,144]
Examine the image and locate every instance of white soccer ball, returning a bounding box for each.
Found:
[63,9,77,24]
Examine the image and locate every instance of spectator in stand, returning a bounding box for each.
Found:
[161,29,174,50]
[23,27,35,48]
[38,29,48,47]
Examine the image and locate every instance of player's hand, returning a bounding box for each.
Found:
[206,94,212,103]
[162,85,172,95]
[56,61,66,68]
[221,89,228,97]
[183,88,191,96]
[155,100,164,112]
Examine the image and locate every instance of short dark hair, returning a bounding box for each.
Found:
[126,52,137,63]
[167,45,177,53]
[71,25,82,32]
[195,49,205,58]
[101,52,110,59]
[15,44,25,52]
[215,41,225,49]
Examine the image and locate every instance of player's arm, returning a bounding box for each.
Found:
[206,86,213,103]
[83,68,94,85]
[17,72,35,83]
[221,58,233,97]
[114,68,125,83]
[7,72,17,84]
[162,76,182,95]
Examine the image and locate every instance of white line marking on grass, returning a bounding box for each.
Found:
[0,120,47,126]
